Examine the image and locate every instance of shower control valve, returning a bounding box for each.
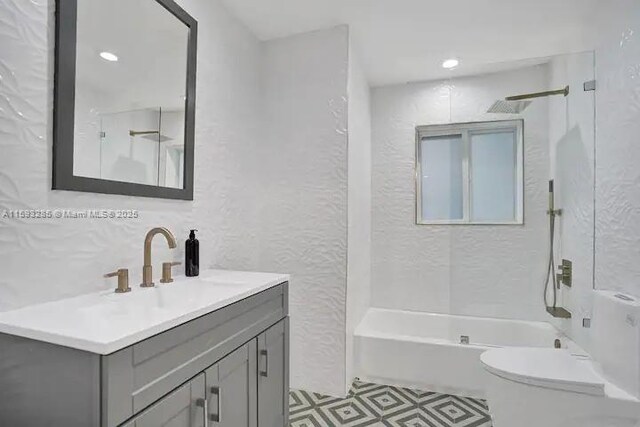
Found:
[557,259,572,288]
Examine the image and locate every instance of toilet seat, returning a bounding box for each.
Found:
[480,347,605,396]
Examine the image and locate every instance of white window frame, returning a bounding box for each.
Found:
[415,119,524,225]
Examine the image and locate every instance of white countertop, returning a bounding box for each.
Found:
[0,270,289,355]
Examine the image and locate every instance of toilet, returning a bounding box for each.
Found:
[481,291,640,427]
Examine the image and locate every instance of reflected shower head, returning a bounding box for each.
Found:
[129,130,174,143]
[487,100,532,114]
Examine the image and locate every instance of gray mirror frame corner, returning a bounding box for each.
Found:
[52,0,198,201]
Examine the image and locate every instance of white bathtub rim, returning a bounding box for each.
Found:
[355,307,587,355]
[356,330,494,350]
[358,307,561,330]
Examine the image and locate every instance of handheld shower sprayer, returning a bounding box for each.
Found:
[544,180,559,311]
[547,180,562,217]
[544,180,570,318]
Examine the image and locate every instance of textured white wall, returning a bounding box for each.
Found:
[345,43,372,392]
[0,0,263,311]
[371,66,550,321]
[0,0,352,397]
[259,26,349,397]
[594,0,640,298]
[547,52,596,351]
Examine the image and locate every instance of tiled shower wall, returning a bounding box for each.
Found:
[370,65,550,321]
[594,0,640,298]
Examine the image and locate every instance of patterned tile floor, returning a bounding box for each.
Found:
[290,381,493,427]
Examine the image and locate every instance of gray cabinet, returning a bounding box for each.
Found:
[102,284,287,426]
[205,341,257,427]
[0,282,289,427]
[124,320,289,427]
[258,319,289,427]
[121,374,206,427]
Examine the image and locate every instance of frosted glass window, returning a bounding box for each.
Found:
[416,120,523,225]
[470,131,517,221]
[420,135,464,221]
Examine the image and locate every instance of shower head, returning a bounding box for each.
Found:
[129,130,174,143]
[487,100,532,114]
[487,85,570,114]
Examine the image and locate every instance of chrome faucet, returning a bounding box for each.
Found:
[141,227,177,287]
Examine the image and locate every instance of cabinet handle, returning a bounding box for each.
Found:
[260,349,269,377]
[196,398,208,427]
[209,386,221,423]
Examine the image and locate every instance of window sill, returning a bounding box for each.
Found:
[416,220,524,226]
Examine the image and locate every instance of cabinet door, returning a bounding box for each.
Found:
[257,318,289,427]
[205,341,258,427]
[121,373,206,427]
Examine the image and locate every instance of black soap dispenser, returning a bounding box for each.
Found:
[185,229,199,277]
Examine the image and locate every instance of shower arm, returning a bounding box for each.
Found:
[506,86,569,101]
[129,130,160,137]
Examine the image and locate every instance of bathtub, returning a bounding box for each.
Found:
[353,308,584,398]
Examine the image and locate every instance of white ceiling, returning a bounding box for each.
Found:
[219,0,600,86]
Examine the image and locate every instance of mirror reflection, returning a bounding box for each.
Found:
[72,0,189,189]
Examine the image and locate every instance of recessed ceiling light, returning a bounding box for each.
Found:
[99,51,118,62]
[442,58,459,69]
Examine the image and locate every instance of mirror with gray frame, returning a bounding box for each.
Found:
[53,0,197,200]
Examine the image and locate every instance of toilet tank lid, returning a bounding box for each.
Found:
[480,347,605,396]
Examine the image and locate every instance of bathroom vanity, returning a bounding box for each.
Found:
[0,270,289,427]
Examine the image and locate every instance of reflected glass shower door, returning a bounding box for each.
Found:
[100,108,161,186]
[156,110,185,189]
